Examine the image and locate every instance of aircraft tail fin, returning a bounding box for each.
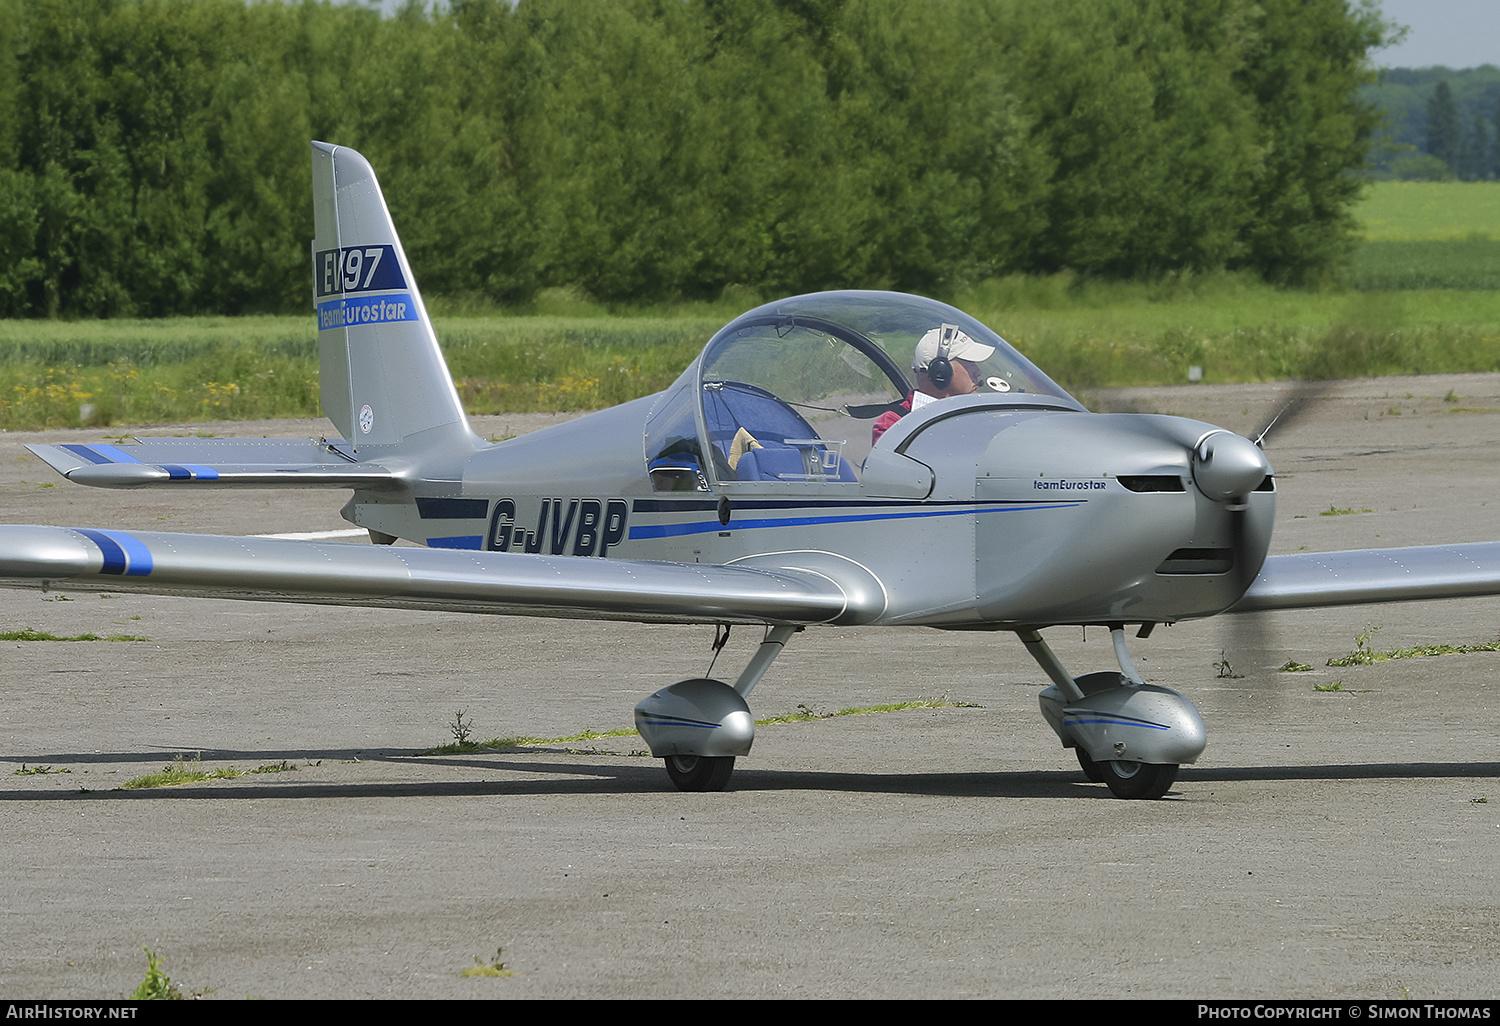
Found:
[310,142,479,457]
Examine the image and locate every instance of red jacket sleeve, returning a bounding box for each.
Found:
[871,396,912,443]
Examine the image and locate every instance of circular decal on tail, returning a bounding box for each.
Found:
[359,404,374,434]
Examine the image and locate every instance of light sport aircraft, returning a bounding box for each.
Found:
[5,142,1500,799]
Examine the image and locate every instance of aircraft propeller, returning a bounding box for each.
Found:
[1250,380,1330,451]
[1221,381,1331,684]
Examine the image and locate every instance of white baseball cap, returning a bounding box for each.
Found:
[912,324,995,371]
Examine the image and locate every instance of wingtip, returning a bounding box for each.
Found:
[66,464,171,488]
[0,525,93,579]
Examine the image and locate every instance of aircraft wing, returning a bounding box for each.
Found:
[0,525,880,626]
[1232,542,1500,612]
[25,438,402,490]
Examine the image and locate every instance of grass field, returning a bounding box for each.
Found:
[1356,181,1500,242]
[3,283,1494,429]
[959,275,1500,389]
[1347,239,1500,291]
[1348,182,1500,291]
[0,184,1495,430]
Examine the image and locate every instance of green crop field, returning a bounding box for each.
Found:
[0,314,717,428]
[3,279,1496,431]
[1356,182,1500,242]
[1348,182,1500,290]
[1347,239,1500,291]
[958,274,1500,390]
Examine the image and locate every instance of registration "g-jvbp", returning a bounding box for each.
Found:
[488,498,628,557]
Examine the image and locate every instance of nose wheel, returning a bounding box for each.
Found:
[1095,757,1177,799]
[1028,628,1202,800]
[664,754,735,792]
[1074,748,1104,783]
[1077,748,1176,798]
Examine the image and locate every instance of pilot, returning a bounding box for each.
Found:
[872,324,996,442]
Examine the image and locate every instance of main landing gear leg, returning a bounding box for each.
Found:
[1022,626,1206,800]
[634,625,798,793]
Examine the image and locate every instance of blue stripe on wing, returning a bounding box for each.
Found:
[75,529,153,577]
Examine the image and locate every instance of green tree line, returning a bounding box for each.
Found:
[0,0,1388,318]
[1363,66,1500,181]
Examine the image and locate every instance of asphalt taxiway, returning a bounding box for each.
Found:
[1,375,1497,999]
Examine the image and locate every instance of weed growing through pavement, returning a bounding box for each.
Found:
[0,628,148,641]
[119,754,241,790]
[760,703,829,723]
[1328,625,1382,666]
[421,697,977,755]
[427,725,640,756]
[757,697,975,725]
[250,760,296,774]
[131,948,181,1000]
[1327,625,1500,667]
[1213,651,1244,679]
[460,947,514,978]
[450,709,475,746]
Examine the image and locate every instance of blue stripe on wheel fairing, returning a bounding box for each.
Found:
[1062,711,1170,731]
[636,715,719,730]
[74,529,153,577]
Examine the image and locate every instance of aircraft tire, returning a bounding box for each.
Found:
[664,754,735,792]
[1075,748,1105,783]
[1100,760,1177,800]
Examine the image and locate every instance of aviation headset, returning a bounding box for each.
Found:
[923,324,961,390]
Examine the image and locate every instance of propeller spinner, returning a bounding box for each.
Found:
[1192,430,1272,505]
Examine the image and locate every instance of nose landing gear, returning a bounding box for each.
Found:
[1023,626,1205,799]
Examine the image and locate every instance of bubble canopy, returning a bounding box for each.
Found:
[644,291,1073,491]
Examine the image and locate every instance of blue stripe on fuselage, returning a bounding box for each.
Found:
[427,535,483,550]
[627,500,1082,541]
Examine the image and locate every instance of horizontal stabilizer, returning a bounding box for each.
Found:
[1232,542,1500,612]
[26,439,402,490]
[0,525,879,626]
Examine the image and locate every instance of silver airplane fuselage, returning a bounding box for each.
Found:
[346,388,1275,632]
